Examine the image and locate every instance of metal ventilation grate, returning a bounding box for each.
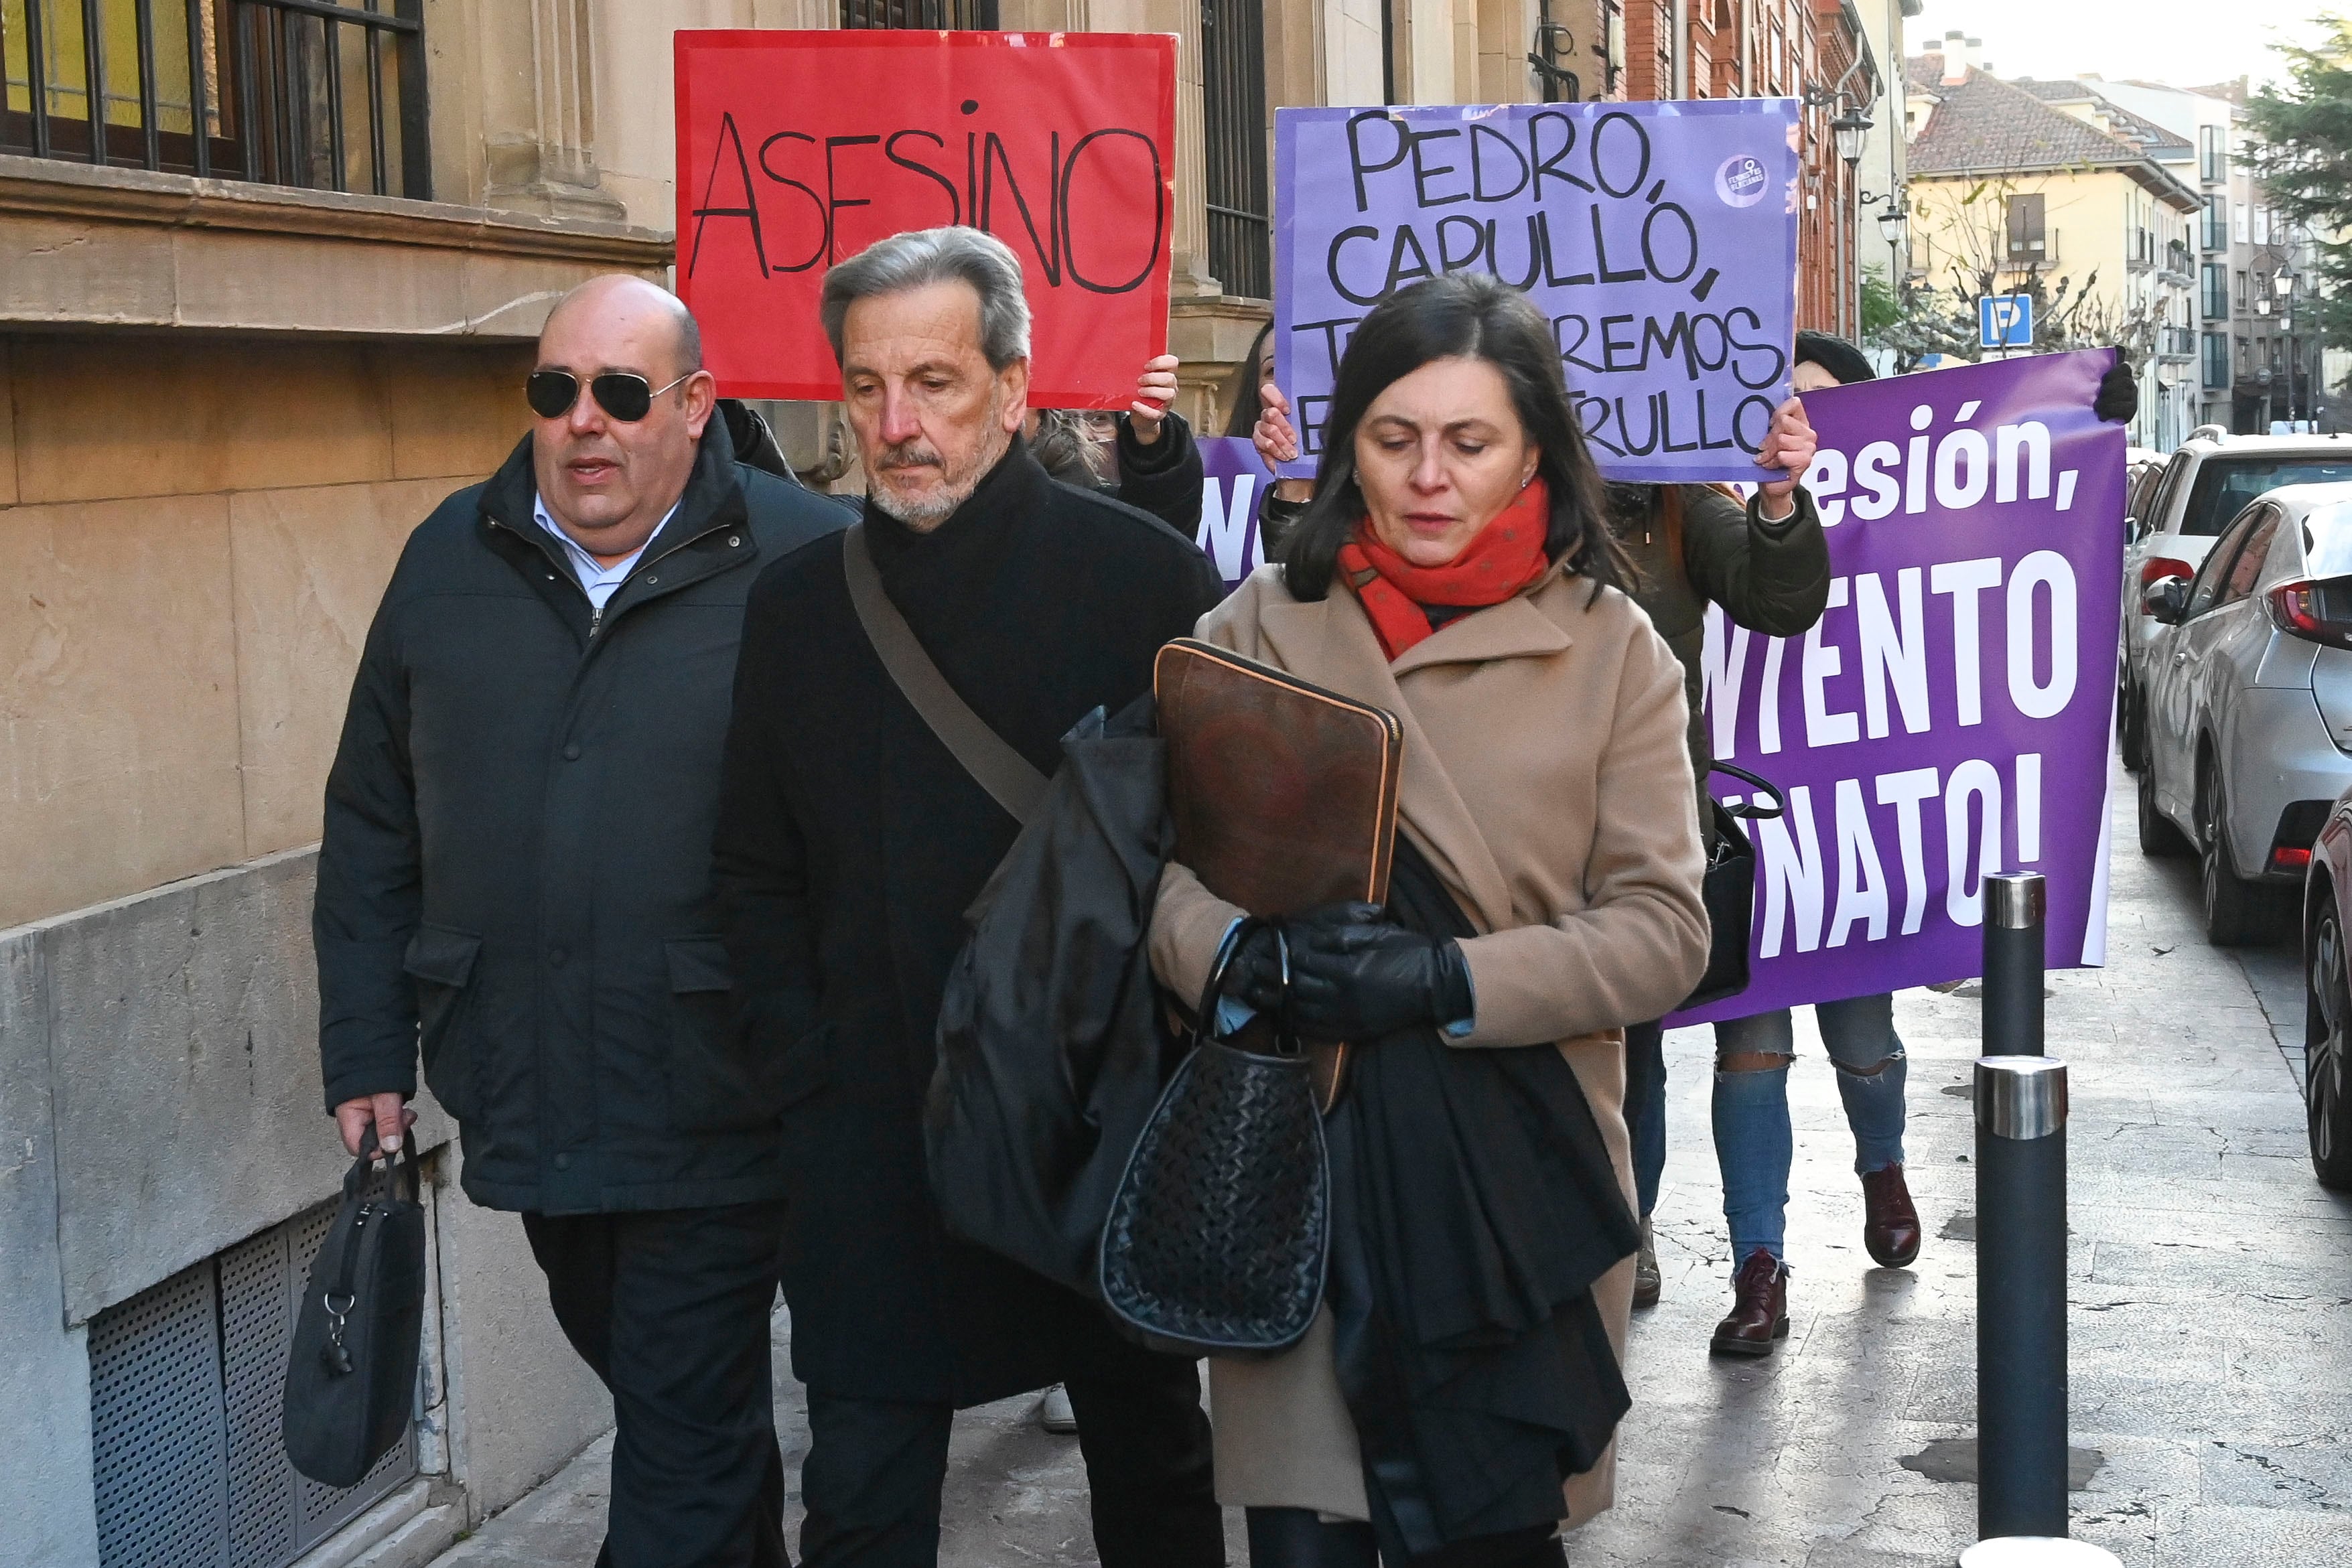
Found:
[90,1196,421,1568]
[89,1266,228,1568]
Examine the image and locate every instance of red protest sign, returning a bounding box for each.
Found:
[674,30,1177,409]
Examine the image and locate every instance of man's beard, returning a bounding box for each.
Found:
[868,414,1011,532]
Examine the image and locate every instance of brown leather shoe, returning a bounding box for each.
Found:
[1709,1249,1790,1356]
[1633,1217,1661,1308]
[1861,1162,1923,1268]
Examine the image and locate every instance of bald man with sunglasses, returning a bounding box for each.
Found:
[314,275,848,1567]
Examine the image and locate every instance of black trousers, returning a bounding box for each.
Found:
[799,1348,1219,1568]
[1244,1510,1565,1568]
[523,1202,792,1568]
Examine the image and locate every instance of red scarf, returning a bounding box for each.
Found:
[1336,479,1553,661]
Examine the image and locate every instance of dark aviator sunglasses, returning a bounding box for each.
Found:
[526,369,693,423]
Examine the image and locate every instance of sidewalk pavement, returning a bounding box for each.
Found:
[429,754,2352,1567]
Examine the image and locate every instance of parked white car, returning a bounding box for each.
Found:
[2138,482,2352,944]
[2118,434,2352,769]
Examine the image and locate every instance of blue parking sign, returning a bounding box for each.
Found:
[1979,293,2034,350]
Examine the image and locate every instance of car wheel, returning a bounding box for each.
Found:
[2198,756,2271,947]
[2124,683,2150,772]
[2305,903,2352,1189]
[2138,762,2189,857]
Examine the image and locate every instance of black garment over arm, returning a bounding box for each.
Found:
[1675,483,1831,639]
[1113,409,1204,539]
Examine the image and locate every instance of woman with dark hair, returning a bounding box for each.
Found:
[1148,273,1799,1567]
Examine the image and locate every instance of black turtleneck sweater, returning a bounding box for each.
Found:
[711,439,1222,1405]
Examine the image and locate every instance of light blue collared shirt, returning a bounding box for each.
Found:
[533,494,681,611]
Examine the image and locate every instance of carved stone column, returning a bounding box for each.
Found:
[482,0,626,222]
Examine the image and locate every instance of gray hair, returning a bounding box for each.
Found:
[819,226,1031,372]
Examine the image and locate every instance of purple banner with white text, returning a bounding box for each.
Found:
[1196,435,1270,591]
[1667,350,2126,1026]
[1272,98,1800,485]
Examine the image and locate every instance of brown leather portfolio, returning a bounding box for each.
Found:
[1154,638,1405,1107]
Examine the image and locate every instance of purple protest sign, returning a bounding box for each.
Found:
[1272,100,1799,486]
[1195,435,1269,591]
[1668,350,2126,1026]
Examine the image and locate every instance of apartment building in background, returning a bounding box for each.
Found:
[1901,37,2201,451]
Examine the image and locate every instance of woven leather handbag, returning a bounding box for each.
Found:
[1098,918,1330,1356]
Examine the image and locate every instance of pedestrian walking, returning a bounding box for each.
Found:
[1606,373,1836,1313]
[1703,330,2142,1356]
[711,226,1225,1568]
[312,274,847,1567]
[1150,272,1712,1567]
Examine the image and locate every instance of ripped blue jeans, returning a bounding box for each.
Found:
[1712,993,1907,1264]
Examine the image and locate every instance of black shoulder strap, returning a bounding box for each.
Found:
[840,522,1049,825]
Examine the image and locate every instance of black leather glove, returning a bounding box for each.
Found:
[2095,360,2138,425]
[1223,904,1366,1017]
[1280,906,1475,1042]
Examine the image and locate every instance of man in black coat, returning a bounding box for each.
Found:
[712,226,1225,1568]
[314,275,847,1567]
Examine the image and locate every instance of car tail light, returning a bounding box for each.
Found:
[2140,556,2194,587]
[2266,577,2352,649]
[2272,845,2314,872]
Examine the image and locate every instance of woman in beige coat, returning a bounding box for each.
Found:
[1151,274,1812,1568]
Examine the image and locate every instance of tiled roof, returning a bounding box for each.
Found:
[2008,78,2194,155]
[1906,60,2185,178]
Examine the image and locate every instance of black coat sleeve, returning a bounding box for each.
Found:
[713,567,827,1066]
[1114,409,1205,540]
[1677,484,1833,639]
[313,591,423,1111]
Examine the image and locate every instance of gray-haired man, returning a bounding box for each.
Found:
[711,227,1224,1567]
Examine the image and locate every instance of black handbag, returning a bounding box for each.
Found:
[1098,919,1330,1356]
[282,1129,427,1488]
[1677,762,1789,1011]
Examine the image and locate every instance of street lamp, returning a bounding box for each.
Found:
[1877,204,1909,245]
[1831,104,1873,168]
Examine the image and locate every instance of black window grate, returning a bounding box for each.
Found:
[88,1196,418,1568]
[0,0,430,199]
[1201,0,1269,299]
[838,0,999,27]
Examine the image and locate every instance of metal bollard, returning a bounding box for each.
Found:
[1967,871,2116,1567]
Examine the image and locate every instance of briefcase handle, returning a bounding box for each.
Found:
[347,1123,422,1206]
[1710,762,1787,823]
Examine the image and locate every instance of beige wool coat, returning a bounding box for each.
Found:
[1149,556,1710,1531]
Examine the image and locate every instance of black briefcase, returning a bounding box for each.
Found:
[1678,762,1788,1011]
[282,1129,426,1488]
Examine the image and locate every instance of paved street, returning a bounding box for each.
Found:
[429,754,2352,1568]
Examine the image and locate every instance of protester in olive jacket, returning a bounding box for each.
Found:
[314,276,847,1568]
[712,228,1223,1568]
[1607,415,1833,1313]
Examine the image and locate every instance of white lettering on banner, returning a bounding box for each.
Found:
[1801,415,2061,521]
[1745,756,2045,956]
[2007,550,2077,717]
[1757,784,1824,956]
[1945,758,2004,927]
[1828,777,1889,947]
[1855,568,1930,737]
[1802,578,1860,746]
[1929,557,2002,727]
[1758,634,1787,754]
[1197,472,1260,582]
[1876,767,1940,936]
[1702,612,1752,761]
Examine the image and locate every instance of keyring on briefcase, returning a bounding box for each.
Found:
[1099,918,1330,1356]
[282,1125,427,1488]
[1678,762,1789,1011]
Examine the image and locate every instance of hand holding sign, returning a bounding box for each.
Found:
[1130,354,1179,445]
[1254,382,1302,471]
[1755,397,1818,518]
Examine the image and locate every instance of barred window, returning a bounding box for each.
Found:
[2,0,429,198]
[839,0,999,26]
[1201,0,1268,299]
